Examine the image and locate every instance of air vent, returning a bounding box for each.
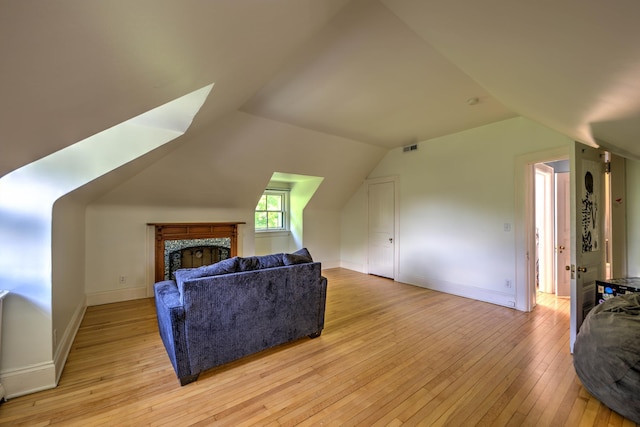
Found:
[403,144,418,153]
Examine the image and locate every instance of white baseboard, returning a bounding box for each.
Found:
[86,286,148,306]
[320,259,341,269]
[2,299,87,399]
[2,288,144,399]
[398,274,518,310]
[54,299,86,384]
[1,361,57,399]
[338,260,366,273]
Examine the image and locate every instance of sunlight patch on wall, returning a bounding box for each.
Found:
[269,172,324,249]
[0,83,213,309]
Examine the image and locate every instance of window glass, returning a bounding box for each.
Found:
[255,190,288,231]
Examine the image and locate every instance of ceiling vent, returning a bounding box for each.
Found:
[403,143,418,153]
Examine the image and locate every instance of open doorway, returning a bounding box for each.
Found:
[522,147,625,349]
[533,159,571,307]
[532,153,622,309]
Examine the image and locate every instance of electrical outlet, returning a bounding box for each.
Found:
[505,279,512,288]
[119,275,127,285]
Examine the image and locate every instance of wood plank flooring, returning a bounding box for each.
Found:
[0,268,636,426]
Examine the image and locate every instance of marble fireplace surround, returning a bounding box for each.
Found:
[149,222,244,282]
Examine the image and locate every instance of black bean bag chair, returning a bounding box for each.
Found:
[573,293,640,423]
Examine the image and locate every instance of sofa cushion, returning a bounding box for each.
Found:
[283,247,313,265]
[236,253,286,272]
[175,257,239,297]
[256,253,285,269]
[294,247,313,259]
[176,256,239,279]
[236,256,260,272]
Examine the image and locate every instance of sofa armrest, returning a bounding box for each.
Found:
[154,280,192,380]
[155,280,182,309]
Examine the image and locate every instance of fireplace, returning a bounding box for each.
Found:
[149,222,244,282]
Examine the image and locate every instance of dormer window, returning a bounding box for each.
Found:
[255,189,289,232]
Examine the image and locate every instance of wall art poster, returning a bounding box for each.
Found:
[581,160,600,253]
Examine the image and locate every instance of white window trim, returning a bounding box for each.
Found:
[255,188,290,233]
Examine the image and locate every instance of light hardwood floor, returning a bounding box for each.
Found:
[0,268,636,426]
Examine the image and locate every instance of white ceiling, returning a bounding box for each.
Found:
[241,0,515,147]
[379,0,640,157]
[3,0,640,179]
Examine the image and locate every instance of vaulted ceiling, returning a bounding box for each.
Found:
[3,0,640,181]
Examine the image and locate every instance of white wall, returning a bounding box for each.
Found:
[340,184,368,272]
[341,117,573,309]
[51,195,87,382]
[626,158,640,276]
[255,232,294,255]
[0,86,211,398]
[85,203,341,304]
[85,205,254,304]
[302,208,341,268]
[84,112,385,304]
[95,112,387,212]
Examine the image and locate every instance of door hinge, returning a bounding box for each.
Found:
[604,161,611,173]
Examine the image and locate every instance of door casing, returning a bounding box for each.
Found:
[515,146,570,312]
[555,171,571,297]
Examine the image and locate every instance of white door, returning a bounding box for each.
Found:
[368,180,395,279]
[555,172,571,297]
[570,142,606,350]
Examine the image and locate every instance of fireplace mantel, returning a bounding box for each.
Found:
[149,222,244,282]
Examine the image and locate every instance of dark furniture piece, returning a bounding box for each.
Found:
[596,277,640,305]
[154,250,327,385]
[574,293,640,424]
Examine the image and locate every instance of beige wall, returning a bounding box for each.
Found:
[341,117,574,309]
[626,158,640,277]
[52,194,87,381]
[83,113,378,303]
[85,205,254,304]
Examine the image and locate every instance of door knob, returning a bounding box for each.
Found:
[565,265,570,271]
[577,266,587,273]
[388,238,393,243]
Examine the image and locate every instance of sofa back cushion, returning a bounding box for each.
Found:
[174,248,314,301]
[175,257,239,299]
[282,247,313,265]
[235,249,312,271]
[236,253,285,272]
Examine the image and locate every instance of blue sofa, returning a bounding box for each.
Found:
[154,249,327,385]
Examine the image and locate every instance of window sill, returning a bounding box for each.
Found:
[255,230,291,238]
